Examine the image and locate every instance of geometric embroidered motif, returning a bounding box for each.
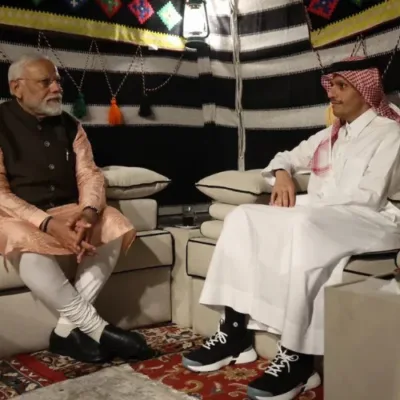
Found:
[96,0,122,19]
[157,1,182,31]
[128,0,155,25]
[308,0,340,20]
[64,0,88,10]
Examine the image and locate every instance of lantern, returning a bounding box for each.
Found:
[183,0,209,50]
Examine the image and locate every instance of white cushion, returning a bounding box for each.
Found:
[102,166,171,200]
[200,220,223,240]
[195,169,270,205]
[209,203,237,220]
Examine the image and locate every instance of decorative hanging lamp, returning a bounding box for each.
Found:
[183,0,210,50]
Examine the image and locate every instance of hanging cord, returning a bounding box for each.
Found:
[0,46,10,63]
[138,46,183,118]
[351,34,367,57]
[38,31,95,118]
[304,6,324,73]
[229,0,245,171]
[382,27,400,80]
[94,40,139,125]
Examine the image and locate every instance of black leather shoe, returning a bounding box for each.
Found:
[100,324,156,360]
[49,328,110,364]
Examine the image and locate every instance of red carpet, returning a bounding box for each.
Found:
[0,325,323,399]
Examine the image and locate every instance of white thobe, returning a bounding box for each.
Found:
[200,109,400,355]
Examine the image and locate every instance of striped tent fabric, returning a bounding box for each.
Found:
[205,0,400,171]
[0,0,399,206]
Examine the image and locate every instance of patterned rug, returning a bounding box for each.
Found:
[0,324,324,400]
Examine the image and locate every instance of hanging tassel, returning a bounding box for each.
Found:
[325,104,335,127]
[109,97,123,125]
[72,92,87,119]
[139,93,154,118]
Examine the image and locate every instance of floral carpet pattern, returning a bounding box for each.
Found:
[0,325,323,400]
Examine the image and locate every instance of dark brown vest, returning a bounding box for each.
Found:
[0,99,79,211]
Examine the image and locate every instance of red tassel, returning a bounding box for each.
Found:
[108,97,123,125]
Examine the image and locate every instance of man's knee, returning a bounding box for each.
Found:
[224,204,249,225]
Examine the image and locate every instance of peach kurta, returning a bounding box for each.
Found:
[0,125,135,259]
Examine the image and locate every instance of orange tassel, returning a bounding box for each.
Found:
[108,97,123,125]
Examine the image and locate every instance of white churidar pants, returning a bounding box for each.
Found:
[17,237,122,335]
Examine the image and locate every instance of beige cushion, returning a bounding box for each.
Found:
[196,169,270,205]
[196,170,310,206]
[103,166,171,200]
[209,203,237,220]
[115,230,173,274]
[186,236,398,281]
[200,220,223,240]
[186,237,216,279]
[108,199,157,232]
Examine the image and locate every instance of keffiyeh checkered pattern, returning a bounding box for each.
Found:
[311,56,400,176]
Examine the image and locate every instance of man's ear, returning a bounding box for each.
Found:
[9,80,22,99]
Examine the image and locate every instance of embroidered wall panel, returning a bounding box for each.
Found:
[0,0,185,51]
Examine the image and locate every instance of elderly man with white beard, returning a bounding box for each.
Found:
[0,54,155,364]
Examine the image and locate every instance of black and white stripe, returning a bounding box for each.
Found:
[0,0,399,206]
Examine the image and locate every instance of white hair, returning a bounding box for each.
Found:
[8,53,51,83]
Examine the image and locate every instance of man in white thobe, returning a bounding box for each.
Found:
[182,56,400,400]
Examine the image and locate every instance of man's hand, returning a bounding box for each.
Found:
[270,169,296,207]
[47,217,96,256]
[66,209,99,262]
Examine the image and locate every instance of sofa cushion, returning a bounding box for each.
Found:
[195,170,270,205]
[103,166,171,200]
[115,230,174,273]
[186,237,217,278]
[196,170,310,205]
[200,220,223,240]
[186,236,398,280]
[209,203,237,220]
[108,199,157,232]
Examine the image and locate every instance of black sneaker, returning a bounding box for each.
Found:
[247,343,321,400]
[182,319,257,372]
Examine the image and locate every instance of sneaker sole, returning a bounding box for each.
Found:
[247,371,321,400]
[183,347,258,373]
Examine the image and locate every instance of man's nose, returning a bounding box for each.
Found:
[49,79,62,93]
[327,87,336,100]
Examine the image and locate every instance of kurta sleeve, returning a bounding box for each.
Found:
[261,127,331,186]
[0,148,50,228]
[318,127,400,211]
[73,125,106,212]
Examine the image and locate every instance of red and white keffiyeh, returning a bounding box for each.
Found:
[310,56,400,176]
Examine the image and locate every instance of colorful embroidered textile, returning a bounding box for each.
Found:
[305,0,400,48]
[0,0,185,51]
[128,0,155,25]
[157,1,183,31]
[308,0,340,20]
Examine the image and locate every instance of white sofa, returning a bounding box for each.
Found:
[0,166,175,358]
[185,170,400,359]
